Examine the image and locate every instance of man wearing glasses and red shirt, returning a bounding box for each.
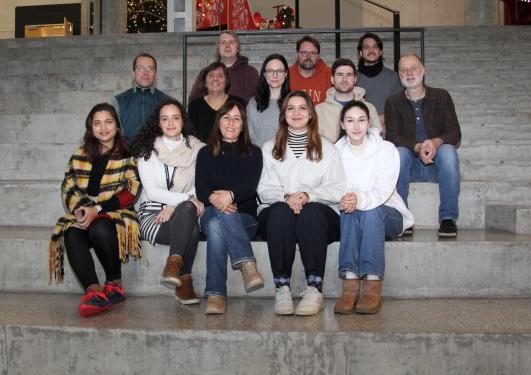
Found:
[289,35,332,105]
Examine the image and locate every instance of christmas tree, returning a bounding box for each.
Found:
[127,0,167,33]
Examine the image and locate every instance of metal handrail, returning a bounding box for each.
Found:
[181,27,424,107]
[362,0,401,71]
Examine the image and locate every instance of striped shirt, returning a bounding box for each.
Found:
[287,130,308,158]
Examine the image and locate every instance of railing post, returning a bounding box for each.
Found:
[393,12,400,72]
[182,33,188,108]
[335,0,341,58]
[295,0,300,28]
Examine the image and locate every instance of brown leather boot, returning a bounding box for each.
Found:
[239,261,264,293]
[355,280,383,314]
[334,279,360,314]
[161,255,182,289]
[175,274,200,305]
[205,295,226,314]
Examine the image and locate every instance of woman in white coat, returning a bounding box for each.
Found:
[257,91,346,316]
[334,100,414,315]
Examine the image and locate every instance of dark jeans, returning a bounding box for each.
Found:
[65,218,121,291]
[258,202,340,281]
[155,200,199,276]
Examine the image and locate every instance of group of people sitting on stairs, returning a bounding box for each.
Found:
[48,30,461,318]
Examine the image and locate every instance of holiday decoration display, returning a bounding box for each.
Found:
[128,0,167,33]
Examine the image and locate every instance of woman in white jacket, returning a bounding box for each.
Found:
[257,91,347,316]
[334,100,414,315]
[131,99,205,305]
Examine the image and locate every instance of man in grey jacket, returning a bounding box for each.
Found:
[385,53,461,238]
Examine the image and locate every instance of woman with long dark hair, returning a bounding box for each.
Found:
[49,103,141,317]
[195,100,264,314]
[130,99,205,305]
[257,91,347,316]
[188,62,245,143]
[247,53,290,146]
[334,100,413,314]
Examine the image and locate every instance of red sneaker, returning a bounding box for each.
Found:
[103,282,126,305]
[78,289,112,317]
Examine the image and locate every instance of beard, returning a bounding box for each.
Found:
[335,84,354,94]
[299,60,316,71]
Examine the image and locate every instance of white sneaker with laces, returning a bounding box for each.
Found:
[274,286,294,315]
[295,286,324,316]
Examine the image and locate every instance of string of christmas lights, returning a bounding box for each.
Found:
[127,0,167,33]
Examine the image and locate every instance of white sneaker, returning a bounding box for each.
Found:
[274,286,294,315]
[295,286,324,316]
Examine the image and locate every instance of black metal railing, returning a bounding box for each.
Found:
[362,0,401,71]
[181,27,424,107]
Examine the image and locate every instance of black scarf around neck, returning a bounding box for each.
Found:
[358,60,384,78]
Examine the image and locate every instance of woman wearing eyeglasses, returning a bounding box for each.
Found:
[247,54,290,147]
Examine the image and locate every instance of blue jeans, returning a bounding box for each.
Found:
[338,205,403,279]
[397,145,460,222]
[200,206,258,296]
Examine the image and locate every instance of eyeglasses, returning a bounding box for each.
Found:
[135,65,156,72]
[265,69,287,77]
[298,51,318,58]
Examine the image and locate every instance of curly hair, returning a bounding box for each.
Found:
[130,99,194,160]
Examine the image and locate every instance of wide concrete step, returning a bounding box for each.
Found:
[486,204,531,235]
[4,178,531,228]
[1,226,530,298]
[1,292,530,375]
[3,138,531,180]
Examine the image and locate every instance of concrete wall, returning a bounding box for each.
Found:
[0,0,81,39]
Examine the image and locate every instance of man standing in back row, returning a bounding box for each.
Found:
[188,30,259,104]
[289,35,331,105]
[112,53,173,145]
[385,53,461,238]
[356,33,403,126]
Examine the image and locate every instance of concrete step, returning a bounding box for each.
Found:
[3,138,531,180]
[1,226,530,298]
[4,180,531,228]
[486,204,531,235]
[1,292,530,375]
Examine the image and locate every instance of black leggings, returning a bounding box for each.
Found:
[65,218,121,291]
[258,202,340,281]
[155,200,199,275]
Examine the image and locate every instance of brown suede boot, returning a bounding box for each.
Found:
[205,295,226,314]
[355,280,383,314]
[161,255,182,289]
[239,261,264,293]
[334,279,360,314]
[175,274,200,305]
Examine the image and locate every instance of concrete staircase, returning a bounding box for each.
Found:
[1,26,531,374]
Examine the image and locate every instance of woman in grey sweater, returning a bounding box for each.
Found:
[247,54,290,146]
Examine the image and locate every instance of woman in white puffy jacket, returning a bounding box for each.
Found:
[257,91,347,316]
[334,100,414,315]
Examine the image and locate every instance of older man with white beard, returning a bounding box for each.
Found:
[385,53,461,238]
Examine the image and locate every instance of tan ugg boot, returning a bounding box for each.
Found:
[355,280,383,314]
[334,279,360,314]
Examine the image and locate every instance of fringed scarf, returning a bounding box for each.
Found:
[49,147,141,283]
